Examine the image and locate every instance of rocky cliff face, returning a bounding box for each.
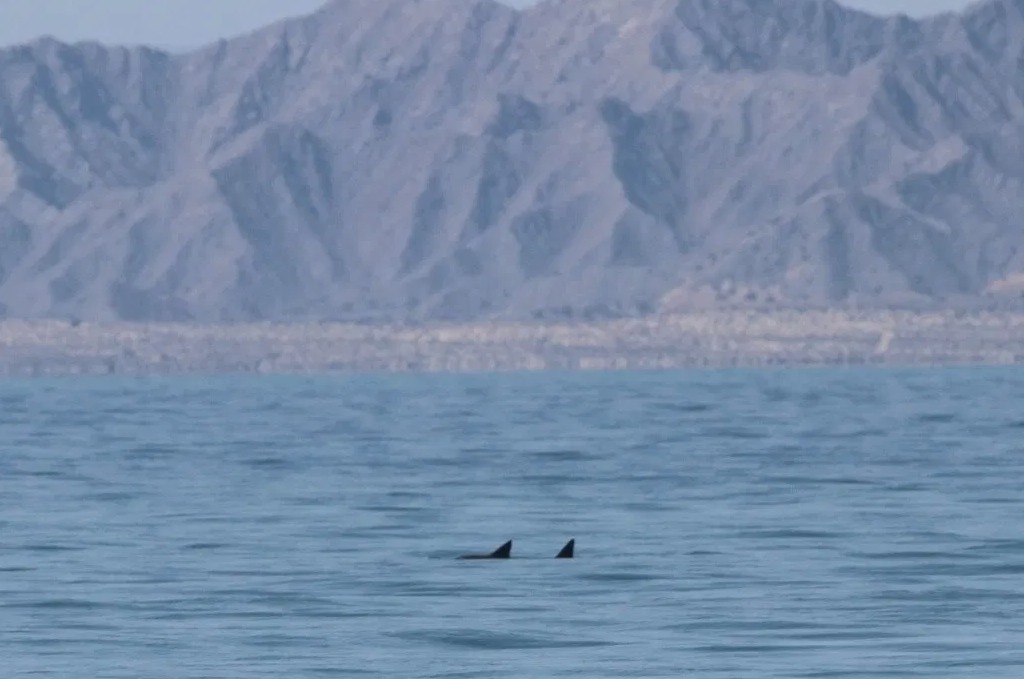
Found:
[2,0,1024,322]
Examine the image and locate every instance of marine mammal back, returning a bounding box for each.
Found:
[456,539,512,560]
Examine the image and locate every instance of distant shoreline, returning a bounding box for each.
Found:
[2,311,1024,377]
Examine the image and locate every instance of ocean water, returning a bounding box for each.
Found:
[1,367,1023,678]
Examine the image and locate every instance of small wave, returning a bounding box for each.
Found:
[736,529,840,540]
[354,504,429,514]
[702,427,770,440]
[20,544,84,552]
[579,571,666,583]
[692,643,819,653]
[975,562,1024,575]
[656,402,714,413]
[517,473,577,484]
[125,444,179,458]
[21,469,67,479]
[916,413,957,423]
[857,550,972,561]
[389,583,495,598]
[10,598,106,610]
[527,449,601,462]
[81,491,139,503]
[967,538,1024,554]
[182,542,225,551]
[391,629,614,650]
[245,457,293,469]
[765,475,875,486]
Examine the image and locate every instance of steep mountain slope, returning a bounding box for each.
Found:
[2,0,1024,322]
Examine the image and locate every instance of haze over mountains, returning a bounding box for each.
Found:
[2,0,1023,323]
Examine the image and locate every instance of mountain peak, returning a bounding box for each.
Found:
[653,0,889,73]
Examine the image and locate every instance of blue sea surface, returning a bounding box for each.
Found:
[1,367,1023,678]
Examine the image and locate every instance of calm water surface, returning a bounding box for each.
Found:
[1,367,1023,678]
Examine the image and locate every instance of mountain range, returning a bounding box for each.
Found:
[2,0,1024,323]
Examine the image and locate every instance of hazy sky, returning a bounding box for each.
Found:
[0,0,981,51]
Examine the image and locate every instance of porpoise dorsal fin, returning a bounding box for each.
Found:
[457,539,513,560]
[490,539,513,558]
[555,539,574,559]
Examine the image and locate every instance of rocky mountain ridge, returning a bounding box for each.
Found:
[2,0,1024,322]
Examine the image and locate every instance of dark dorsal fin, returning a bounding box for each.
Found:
[490,540,513,558]
[457,539,513,560]
[555,539,574,559]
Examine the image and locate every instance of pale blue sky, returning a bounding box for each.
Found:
[0,0,981,51]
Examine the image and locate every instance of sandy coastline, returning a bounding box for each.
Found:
[3,310,1024,377]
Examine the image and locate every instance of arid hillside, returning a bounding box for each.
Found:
[3,0,1024,322]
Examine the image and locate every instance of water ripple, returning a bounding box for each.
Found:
[2,368,1024,678]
